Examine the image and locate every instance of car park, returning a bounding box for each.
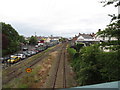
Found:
[2,43,57,66]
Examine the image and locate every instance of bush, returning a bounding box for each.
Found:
[68,44,120,86]
[77,45,102,85]
[67,48,76,58]
[98,51,120,82]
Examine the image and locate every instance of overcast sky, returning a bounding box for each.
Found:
[0,0,117,37]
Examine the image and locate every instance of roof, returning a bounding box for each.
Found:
[77,39,100,42]
[81,34,94,39]
[77,34,94,40]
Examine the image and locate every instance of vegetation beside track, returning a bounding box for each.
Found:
[67,43,120,86]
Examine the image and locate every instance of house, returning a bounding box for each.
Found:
[36,36,61,46]
[75,33,100,45]
[50,37,61,42]
[45,37,51,43]
[37,36,46,46]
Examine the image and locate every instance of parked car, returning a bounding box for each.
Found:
[35,45,38,48]
[10,54,16,57]
[37,48,43,52]
[1,57,10,64]
[0,57,4,63]
[7,56,20,64]
[15,54,26,60]
[23,48,28,51]
[30,51,36,55]
[33,50,39,53]
[23,51,31,57]
[27,51,36,55]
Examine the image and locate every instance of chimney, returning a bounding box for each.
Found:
[98,29,101,32]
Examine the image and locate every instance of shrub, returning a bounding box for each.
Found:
[68,43,120,86]
[67,48,76,58]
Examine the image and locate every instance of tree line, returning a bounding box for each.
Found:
[1,22,38,56]
[68,43,120,86]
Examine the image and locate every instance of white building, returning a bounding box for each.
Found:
[45,37,51,43]
[75,34,100,44]
[95,34,117,41]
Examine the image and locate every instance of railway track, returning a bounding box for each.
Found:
[52,43,67,89]
[2,44,62,85]
[63,49,66,88]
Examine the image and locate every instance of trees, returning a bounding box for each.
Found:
[2,34,9,49]
[19,35,26,44]
[97,0,120,48]
[67,0,120,86]
[29,36,38,45]
[1,22,21,56]
[1,22,27,56]
[68,44,103,85]
[98,51,120,82]
[78,45,103,85]
[102,0,120,7]
[68,43,120,86]
[97,22,120,42]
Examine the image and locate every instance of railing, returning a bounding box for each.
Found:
[61,81,120,90]
[74,81,120,88]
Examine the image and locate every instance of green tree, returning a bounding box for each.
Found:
[98,51,120,82]
[77,45,102,85]
[29,36,37,45]
[1,22,20,56]
[97,0,120,47]
[18,35,28,45]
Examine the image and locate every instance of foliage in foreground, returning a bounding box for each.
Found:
[68,44,120,86]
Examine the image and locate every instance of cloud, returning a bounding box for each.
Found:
[0,0,117,37]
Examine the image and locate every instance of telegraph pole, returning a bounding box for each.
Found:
[35,32,36,37]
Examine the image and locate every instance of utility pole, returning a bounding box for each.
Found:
[35,32,36,37]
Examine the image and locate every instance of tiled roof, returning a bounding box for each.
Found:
[78,34,94,39]
[81,34,94,39]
